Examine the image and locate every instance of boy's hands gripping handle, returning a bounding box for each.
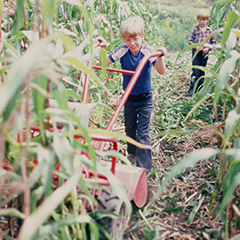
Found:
[156,47,167,58]
[95,36,108,50]
[158,51,164,57]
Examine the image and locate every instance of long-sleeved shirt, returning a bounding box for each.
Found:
[188,25,216,50]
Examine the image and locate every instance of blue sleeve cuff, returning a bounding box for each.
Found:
[108,55,115,63]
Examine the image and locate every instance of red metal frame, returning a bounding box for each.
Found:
[29,124,118,177]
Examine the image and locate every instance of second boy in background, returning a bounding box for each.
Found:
[97,16,167,174]
[188,9,216,96]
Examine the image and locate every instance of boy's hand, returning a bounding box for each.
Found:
[156,47,167,57]
[203,47,209,54]
[95,36,108,50]
[196,46,203,52]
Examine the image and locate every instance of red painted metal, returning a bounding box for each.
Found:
[92,66,135,75]
[82,61,91,103]
[99,161,148,208]
[29,125,118,176]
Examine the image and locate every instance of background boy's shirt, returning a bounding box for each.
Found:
[188,25,216,50]
[108,44,157,95]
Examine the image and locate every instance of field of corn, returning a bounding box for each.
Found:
[1,0,240,240]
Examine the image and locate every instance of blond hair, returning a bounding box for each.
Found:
[120,16,145,39]
[197,9,210,20]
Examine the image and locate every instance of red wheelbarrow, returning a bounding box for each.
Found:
[80,51,164,207]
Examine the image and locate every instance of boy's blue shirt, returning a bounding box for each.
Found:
[108,44,157,95]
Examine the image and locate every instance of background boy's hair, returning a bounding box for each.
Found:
[197,9,210,20]
[120,16,146,39]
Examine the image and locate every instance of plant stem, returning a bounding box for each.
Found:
[138,209,153,230]
[20,97,30,217]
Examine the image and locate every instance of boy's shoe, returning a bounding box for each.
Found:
[127,153,136,164]
[184,92,192,97]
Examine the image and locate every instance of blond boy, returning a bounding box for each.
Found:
[97,16,167,173]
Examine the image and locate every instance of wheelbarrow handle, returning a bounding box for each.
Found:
[157,50,164,58]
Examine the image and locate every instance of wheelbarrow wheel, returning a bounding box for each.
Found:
[96,188,128,240]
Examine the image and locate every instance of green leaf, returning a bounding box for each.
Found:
[184,93,213,122]
[187,196,205,224]
[162,206,182,214]
[15,0,25,32]
[3,235,13,240]
[53,132,74,175]
[41,152,55,198]
[0,208,26,219]
[219,172,240,217]
[42,0,55,28]
[32,214,95,240]
[154,148,219,199]
[108,39,124,52]
[76,128,152,150]
[221,11,239,47]
[30,187,44,212]
[225,31,238,55]
[129,0,140,15]
[214,50,240,105]
[62,57,110,95]
[0,168,22,182]
[143,226,163,240]
[230,233,240,240]
[64,0,82,6]
[96,149,131,166]
[62,76,79,88]
[223,109,240,149]
[18,156,83,240]
[32,75,48,114]
[223,157,240,198]
[99,47,107,82]
[65,89,82,102]
[0,36,57,114]
[143,228,155,240]
[3,88,21,122]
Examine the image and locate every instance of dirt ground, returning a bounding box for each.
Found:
[122,50,222,240]
[123,130,222,240]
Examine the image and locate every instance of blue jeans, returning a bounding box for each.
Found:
[124,91,153,173]
[189,51,208,94]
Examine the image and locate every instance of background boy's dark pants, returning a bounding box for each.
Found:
[188,51,208,94]
[124,91,153,173]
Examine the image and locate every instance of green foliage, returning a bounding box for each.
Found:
[149,4,203,50]
[1,0,240,239]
